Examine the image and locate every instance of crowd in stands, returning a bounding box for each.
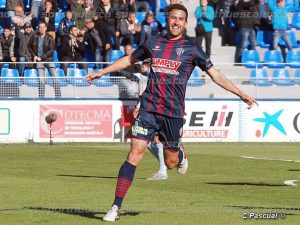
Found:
[1,0,300,97]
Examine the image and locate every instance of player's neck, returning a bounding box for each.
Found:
[167,33,183,41]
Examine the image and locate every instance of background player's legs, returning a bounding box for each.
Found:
[147,136,168,180]
[112,138,148,209]
[163,145,188,175]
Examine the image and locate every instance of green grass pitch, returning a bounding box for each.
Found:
[0,143,299,225]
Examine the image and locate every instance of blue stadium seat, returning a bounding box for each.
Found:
[286,0,299,11]
[278,31,299,48]
[187,69,203,87]
[136,12,146,24]
[24,69,39,87]
[250,69,272,86]
[295,70,300,84]
[286,50,300,68]
[69,69,90,86]
[46,69,68,87]
[256,31,272,48]
[92,69,113,87]
[84,50,94,68]
[55,12,65,31]
[111,50,124,62]
[159,0,167,11]
[1,68,21,86]
[292,11,300,29]
[272,69,294,86]
[156,12,166,27]
[0,0,5,9]
[264,50,285,68]
[241,50,263,68]
[53,50,60,67]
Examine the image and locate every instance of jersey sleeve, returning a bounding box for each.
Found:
[132,41,151,62]
[193,46,213,71]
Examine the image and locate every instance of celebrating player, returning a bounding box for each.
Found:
[86,4,258,222]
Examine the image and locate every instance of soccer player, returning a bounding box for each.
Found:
[86,4,258,222]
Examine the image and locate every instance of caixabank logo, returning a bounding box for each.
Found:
[183,105,234,138]
[253,109,287,138]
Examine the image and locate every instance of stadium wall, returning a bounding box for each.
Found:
[0,100,300,143]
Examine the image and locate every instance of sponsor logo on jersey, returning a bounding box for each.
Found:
[151,58,181,75]
[152,45,161,51]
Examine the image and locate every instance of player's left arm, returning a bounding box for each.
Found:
[206,67,258,109]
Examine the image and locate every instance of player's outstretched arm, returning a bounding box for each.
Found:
[206,67,258,109]
[85,55,139,83]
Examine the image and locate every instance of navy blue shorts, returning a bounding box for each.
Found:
[131,110,183,151]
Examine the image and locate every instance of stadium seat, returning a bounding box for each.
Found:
[272,69,294,86]
[286,50,300,68]
[55,12,65,31]
[294,70,300,84]
[264,50,285,68]
[136,12,146,24]
[46,69,68,87]
[250,69,272,86]
[92,69,112,87]
[256,31,272,48]
[241,50,263,68]
[53,50,60,67]
[159,0,167,11]
[69,69,90,86]
[278,31,299,48]
[187,69,203,87]
[0,0,5,9]
[1,68,21,86]
[292,11,300,29]
[84,50,94,68]
[156,12,166,27]
[111,50,124,62]
[24,69,39,87]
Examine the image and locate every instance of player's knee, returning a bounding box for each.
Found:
[165,159,177,169]
[127,151,144,165]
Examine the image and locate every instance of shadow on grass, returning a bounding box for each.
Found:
[0,207,140,220]
[288,169,300,172]
[206,182,286,187]
[57,174,145,180]
[228,205,300,212]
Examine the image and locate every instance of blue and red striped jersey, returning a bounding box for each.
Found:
[132,35,213,118]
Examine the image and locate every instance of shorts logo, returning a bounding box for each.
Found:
[176,48,184,56]
[132,122,148,136]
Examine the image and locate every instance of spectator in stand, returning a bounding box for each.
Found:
[253,0,273,31]
[66,0,99,30]
[57,10,75,60]
[28,22,61,98]
[165,0,182,16]
[120,12,146,46]
[220,0,237,46]
[5,0,24,27]
[0,27,16,71]
[269,0,293,51]
[234,0,256,61]
[41,0,56,40]
[118,0,136,12]
[31,0,44,29]
[96,0,121,50]
[13,22,34,78]
[113,43,140,98]
[84,18,112,69]
[195,0,215,58]
[142,11,163,39]
[61,25,87,76]
[134,0,150,12]
[11,6,33,28]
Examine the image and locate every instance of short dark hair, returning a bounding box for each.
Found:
[3,26,11,31]
[166,4,188,21]
[69,25,78,33]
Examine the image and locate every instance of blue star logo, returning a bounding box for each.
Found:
[253,109,287,137]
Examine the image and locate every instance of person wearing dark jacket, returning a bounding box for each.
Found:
[14,23,34,77]
[234,0,256,60]
[61,25,87,76]
[84,18,112,69]
[0,27,16,71]
[29,22,61,98]
[40,0,56,40]
[96,0,121,49]
[253,0,273,31]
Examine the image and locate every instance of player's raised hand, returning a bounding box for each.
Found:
[85,71,102,84]
[241,94,258,109]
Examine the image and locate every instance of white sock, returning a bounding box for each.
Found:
[148,142,167,174]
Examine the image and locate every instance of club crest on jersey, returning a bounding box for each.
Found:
[176,48,184,56]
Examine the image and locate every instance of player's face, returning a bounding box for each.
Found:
[167,9,187,40]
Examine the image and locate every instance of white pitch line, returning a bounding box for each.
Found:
[240,156,300,163]
[284,180,298,186]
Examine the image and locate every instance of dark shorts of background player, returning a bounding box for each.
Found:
[131,110,183,152]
